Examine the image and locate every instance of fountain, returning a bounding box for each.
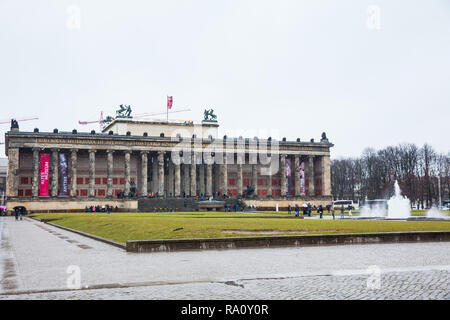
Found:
[386,181,411,219]
[360,199,387,218]
[358,181,448,221]
[358,181,410,220]
[426,207,449,219]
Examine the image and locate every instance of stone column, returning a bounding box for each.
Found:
[190,152,197,196]
[124,151,131,195]
[152,154,158,193]
[237,153,243,197]
[221,155,228,196]
[51,149,59,197]
[308,156,315,196]
[180,164,185,196]
[88,150,96,197]
[206,163,212,197]
[140,151,148,197]
[184,163,190,196]
[70,149,78,198]
[321,155,331,196]
[280,154,286,197]
[252,164,258,196]
[158,151,165,197]
[214,164,220,196]
[199,164,205,195]
[6,147,19,198]
[106,150,114,198]
[174,161,181,197]
[294,155,301,196]
[168,160,174,197]
[32,148,40,198]
[267,164,273,198]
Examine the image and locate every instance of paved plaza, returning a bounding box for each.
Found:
[1,216,449,300]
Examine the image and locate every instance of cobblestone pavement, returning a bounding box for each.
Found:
[1,268,449,300]
[1,216,449,300]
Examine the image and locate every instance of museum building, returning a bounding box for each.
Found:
[4,117,333,212]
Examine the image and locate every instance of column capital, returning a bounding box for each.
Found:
[88,149,97,154]
[70,148,79,153]
[124,150,132,155]
[106,149,115,154]
[140,150,149,155]
[51,148,60,152]
[32,147,40,152]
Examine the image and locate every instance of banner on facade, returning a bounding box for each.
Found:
[286,158,291,195]
[39,154,50,197]
[59,153,68,196]
[300,160,306,196]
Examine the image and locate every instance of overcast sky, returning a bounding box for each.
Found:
[1,0,449,159]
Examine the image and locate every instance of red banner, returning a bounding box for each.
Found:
[39,154,50,197]
[167,96,173,109]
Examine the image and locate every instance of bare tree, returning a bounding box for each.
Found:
[331,143,448,208]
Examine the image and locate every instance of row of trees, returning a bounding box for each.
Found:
[331,143,450,208]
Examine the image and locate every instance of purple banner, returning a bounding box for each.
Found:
[286,158,291,195]
[300,160,305,196]
[59,153,68,196]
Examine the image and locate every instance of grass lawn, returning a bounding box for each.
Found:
[29,211,450,244]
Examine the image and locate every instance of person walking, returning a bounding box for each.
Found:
[340,205,345,219]
[295,204,299,217]
[318,205,323,219]
[288,205,291,215]
[302,203,308,215]
[332,206,335,220]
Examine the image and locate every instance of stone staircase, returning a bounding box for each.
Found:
[137,198,198,212]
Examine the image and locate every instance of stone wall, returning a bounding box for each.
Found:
[244,197,333,210]
[126,231,450,253]
[6,199,138,213]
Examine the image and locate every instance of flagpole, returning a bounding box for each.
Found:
[167,95,169,123]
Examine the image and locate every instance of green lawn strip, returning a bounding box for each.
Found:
[30,212,450,244]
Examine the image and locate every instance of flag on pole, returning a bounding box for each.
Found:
[167,96,173,109]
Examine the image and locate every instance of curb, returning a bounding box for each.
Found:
[29,217,125,249]
[126,231,450,253]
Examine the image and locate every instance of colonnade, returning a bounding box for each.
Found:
[8,147,331,198]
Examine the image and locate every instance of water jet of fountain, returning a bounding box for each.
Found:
[387,181,411,219]
[426,207,448,219]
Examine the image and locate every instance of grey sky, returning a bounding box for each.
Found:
[1,0,449,158]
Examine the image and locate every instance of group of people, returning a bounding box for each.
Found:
[287,203,315,217]
[85,205,118,214]
[14,206,26,220]
[146,191,231,200]
[287,204,352,219]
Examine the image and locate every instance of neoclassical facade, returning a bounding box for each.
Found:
[4,119,333,212]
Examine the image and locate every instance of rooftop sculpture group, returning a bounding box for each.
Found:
[203,109,217,121]
[116,105,132,118]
